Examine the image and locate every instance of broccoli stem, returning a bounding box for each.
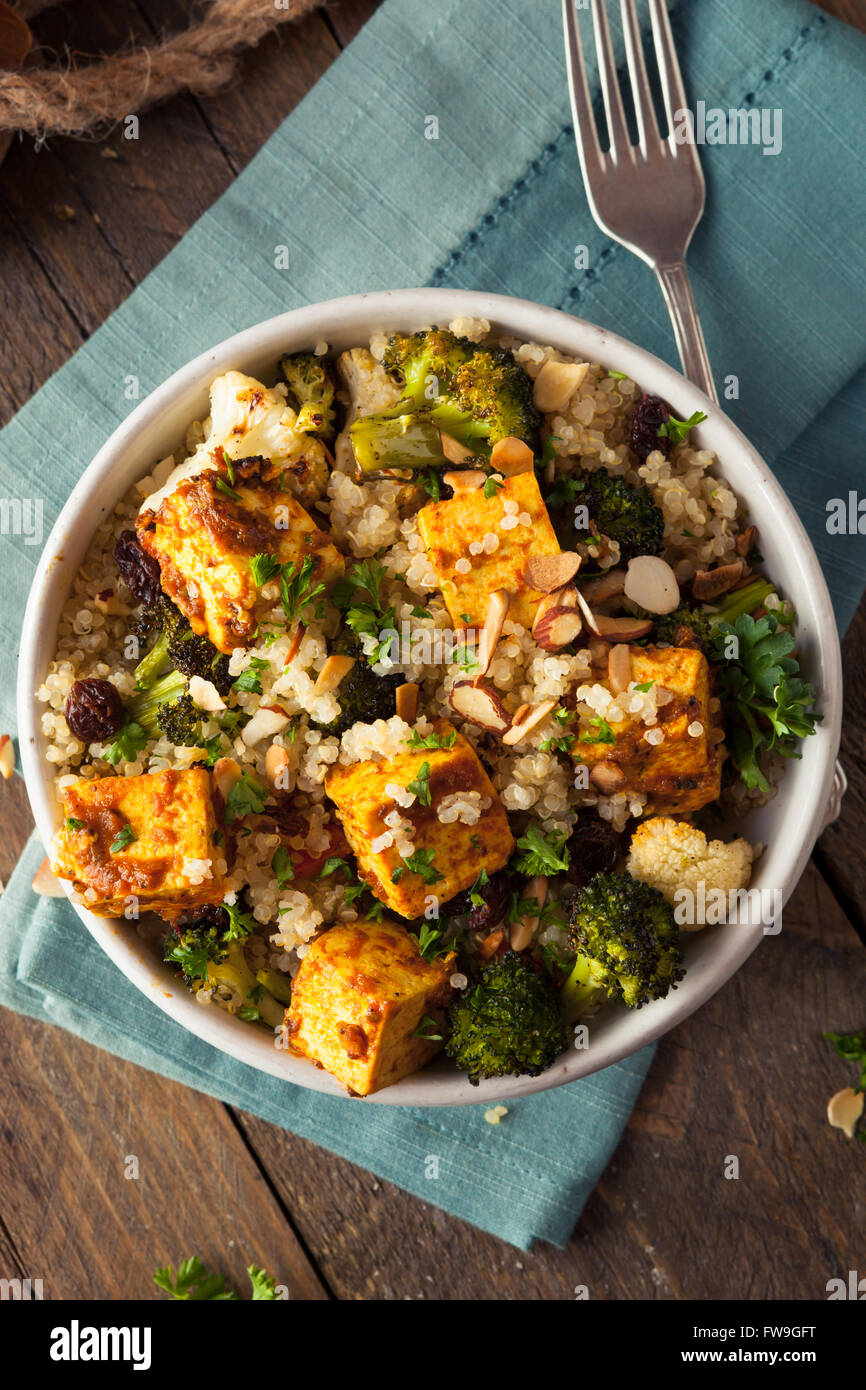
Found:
[134,627,172,691]
[707,577,775,627]
[127,669,187,737]
[561,951,605,1024]
[427,401,492,455]
[350,410,449,476]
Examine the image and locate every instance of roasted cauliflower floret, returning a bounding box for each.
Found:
[136,454,344,655]
[627,816,756,930]
[284,917,455,1095]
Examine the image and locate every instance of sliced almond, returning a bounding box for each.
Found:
[588,636,611,667]
[509,877,548,952]
[532,359,589,413]
[735,525,757,559]
[594,614,653,641]
[502,698,558,746]
[313,654,355,696]
[524,551,581,594]
[578,569,626,605]
[572,586,603,636]
[439,433,476,465]
[476,589,510,677]
[442,468,487,493]
[692,559,746,601]
[512,702,530,725]
[479,928,505,960]
[213,756,242,804]
[396,682,419,723]
[532,584,580,645]
[532,605,584,652]
[284,624,303,666]
[589,761,626,794]
[449,680,511,733]
[265,743,290,791]
[489,436,534,476]
[0,734,13,780]
[242,706,290,748]
[33,857,66,897]
[827,1086,864,1140]
[608,643,632,693]
[623,555,681,614]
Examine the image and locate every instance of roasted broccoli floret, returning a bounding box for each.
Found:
[350,407,449,476]
[444,951,568,1085]
[380,328,541,457]
[134,597,232,696]
[164,922,227,984]
[280,351,337,440]
[550,469,664,564]
[563,872,683,1019]
[127,670,201,745]
[652,577,776,654]
[312,630,401,737]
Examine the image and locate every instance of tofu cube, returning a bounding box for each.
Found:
[417,471,561,629]
[574,645,722,814]
[137,455,344,654]
[285,918,455,1095]
[325,719,514,918]
[53,768,225,918]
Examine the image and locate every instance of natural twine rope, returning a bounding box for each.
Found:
[1,0,323,139]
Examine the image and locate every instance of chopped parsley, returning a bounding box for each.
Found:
[539,734,576,754]
[658,409,707,446]
[317,856,349,880]
[271,845,294,889]
[214,476,242,502]
[65,816,86,831]
[579,715,616,745]
[483,475,504,499]
[544,475,586,511]
[406,760,432,806]
[281,555,326,627]
[401,848,444,885]
[633,680,654,692]
[109,823,136,854]
[412,1014,444,1042]
[232,657,269,695]
[419,469,440,501]
[224,770,268,823]
[223,902,257,942]
[469,868,489,907]
[608,370,627,381]
[512,824,570,877]
[405,729,456,751]
[824,1030,866,1095]
[249,553,282,586]
[413,921,450,961]
[104,720,148,766]
[238,1006,260,1023]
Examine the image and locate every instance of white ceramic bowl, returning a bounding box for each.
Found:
[16,289,842,1105]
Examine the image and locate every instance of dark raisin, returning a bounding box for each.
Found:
[566,814,626,887]
[113,529,162,606]
[445,868,511,933]
[64,678,126,742]
[182,904,230,933]
[630,393,672,461]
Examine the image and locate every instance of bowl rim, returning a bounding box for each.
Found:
[16,286,843,1106]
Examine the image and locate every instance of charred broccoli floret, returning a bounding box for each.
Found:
[444,951,568,1085]
[312,629,401,737]
[127,670,201,745]
[652,577,776,654]
[563,872,683,1019]
[380,328,541,457]
[350,407,448,476]
[134,597,232,696]
[279,351,337,440]
[550,469,664,564]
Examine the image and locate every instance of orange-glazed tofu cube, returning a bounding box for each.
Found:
[417,471,560,628]
[52,767,224,918]
[137,455,344,654]
[574,645,722,815]
[285,918,455,1095]
[325,719,514,918]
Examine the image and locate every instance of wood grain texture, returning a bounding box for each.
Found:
[0,0,864,1301]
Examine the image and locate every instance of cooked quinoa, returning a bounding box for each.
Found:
[38,316,818,1094]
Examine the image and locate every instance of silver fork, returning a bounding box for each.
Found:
[562,0,716,403]
[562,0,848,828]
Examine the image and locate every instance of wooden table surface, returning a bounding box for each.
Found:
[1,0,864,1302]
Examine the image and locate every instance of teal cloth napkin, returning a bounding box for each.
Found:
[1,0,865,1250]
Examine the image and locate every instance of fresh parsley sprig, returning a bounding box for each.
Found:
[512,824,570,877]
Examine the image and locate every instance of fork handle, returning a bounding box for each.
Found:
[654,262,718,405]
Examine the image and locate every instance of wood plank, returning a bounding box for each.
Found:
[0,1006,330,1299]
[234,858,866,1299]
[326,0,382,46]
[815,597,866,944]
